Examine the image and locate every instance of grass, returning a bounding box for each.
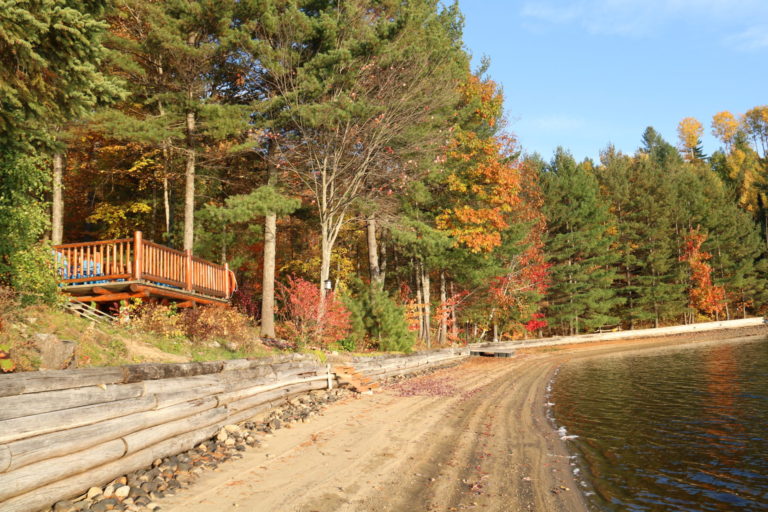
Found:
[0,302,279,372]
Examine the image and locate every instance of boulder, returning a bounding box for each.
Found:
[32,333,77,370]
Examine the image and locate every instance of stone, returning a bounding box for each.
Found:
[87,487,103,500]
[31,333,77,370]
[224,438,236,447]
[224,424,240,433]
[114,486,130,499]
[53,500,75,512]
[103,485,115,498]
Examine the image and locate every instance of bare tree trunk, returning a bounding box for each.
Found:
[438,271,447,345]
[183,110,196,252]
[261,213,277,338]
[162,176,171,236]
[414,261,424,342]
[51,152,64,245]
[493,322,499,342]
[450,282,458,341]
[421,265,431,349]
[260,145,279,339]
[380,241,387,286]
[366,215,382,289]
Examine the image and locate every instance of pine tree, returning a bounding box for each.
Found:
[542,149,622,335]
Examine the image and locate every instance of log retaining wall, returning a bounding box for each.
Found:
[0,347,471,512]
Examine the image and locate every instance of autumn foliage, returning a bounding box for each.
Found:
[277,275,352,347]
[680,229,726,317]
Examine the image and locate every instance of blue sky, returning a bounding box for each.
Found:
[457,0,768,162]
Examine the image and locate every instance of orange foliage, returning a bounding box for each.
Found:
[680,229,726,317]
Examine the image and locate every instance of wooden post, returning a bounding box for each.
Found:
[224,262,230,297]
[133,231,143,281]
[185,250,193,291]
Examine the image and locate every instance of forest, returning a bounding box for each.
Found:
[2,0,768,353]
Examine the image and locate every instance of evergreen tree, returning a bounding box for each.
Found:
[542,148,622,335]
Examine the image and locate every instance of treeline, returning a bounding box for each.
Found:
[538,114,768,335]
[1,0,767,348]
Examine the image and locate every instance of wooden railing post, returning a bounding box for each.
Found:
[185,250,193,291]
[224,263,230,298]
[133,231,143,281]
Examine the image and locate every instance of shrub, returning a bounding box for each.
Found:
[9,242,64,306]
[277,275,351,348]
[129,301,185,338]
[344,281,415,353]
[181,306,253,345]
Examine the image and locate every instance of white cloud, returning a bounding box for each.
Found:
[725,25,768,50]
[520,0,768,37]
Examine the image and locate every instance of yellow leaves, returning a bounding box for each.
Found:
[86,201,152,239]
[677,117,703,160]
[711,111,739,147]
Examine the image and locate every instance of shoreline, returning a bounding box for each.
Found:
[153,327,767,512]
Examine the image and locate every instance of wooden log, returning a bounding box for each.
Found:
[227,380,326,414]
[0,395,156,444]
[0,446,9,473]
[4,396,217,473]
[153,384,225,409]
[0,424,220,512]
[141,375,222,395]
[0,440,126,502]
[91,287,112,295]
[216,376,328,407]
[0,368,124,398]
[123,407,226,454]
[129,284,225,306]
[121,361,224,383]
[71,291,148,303]
[0,383,144,421]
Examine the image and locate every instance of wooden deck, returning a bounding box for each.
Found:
[53,231,235,307]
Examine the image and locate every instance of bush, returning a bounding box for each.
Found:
[344,281,415,353]
[181,306,253,345]
[9,242,64,306]
[129,301,185,338]
[276,275,352,348]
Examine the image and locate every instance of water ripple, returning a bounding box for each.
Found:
[551,337,768,511]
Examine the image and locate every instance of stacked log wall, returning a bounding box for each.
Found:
[0,355,329,512]
[350,347,470,381]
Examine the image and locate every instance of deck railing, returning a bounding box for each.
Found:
[53,231,233,299]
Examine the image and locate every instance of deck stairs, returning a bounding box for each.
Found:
[63,301,114,326]
[333,365,380,393]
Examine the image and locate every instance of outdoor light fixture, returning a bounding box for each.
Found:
[324,279,333,291]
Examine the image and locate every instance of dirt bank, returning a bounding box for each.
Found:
[159,329,768,512]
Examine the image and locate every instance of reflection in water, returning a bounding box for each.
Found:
[551,338,768,511]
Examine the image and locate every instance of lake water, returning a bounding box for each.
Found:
[550,337,768,511]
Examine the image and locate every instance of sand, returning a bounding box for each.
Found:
[159,326,767,512]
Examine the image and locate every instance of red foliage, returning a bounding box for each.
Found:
[680,229,726,316]
[524,313,548,332]
[276,275,351,347]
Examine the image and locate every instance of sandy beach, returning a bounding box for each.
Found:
[159,326,767,512]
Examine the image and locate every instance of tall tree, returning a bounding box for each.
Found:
[104,0,255,249]
[542,149,622,334]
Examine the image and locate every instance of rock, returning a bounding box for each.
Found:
[216,430,228,442]
[31,333,77,370]
[224,424,240,433]
[87,487,103,500]
[114,486,130,499]
[103,484,115,498]
[152,459,162,468]
[269,419,281,430]
[53,500,75,512]
[224,438,236,447]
